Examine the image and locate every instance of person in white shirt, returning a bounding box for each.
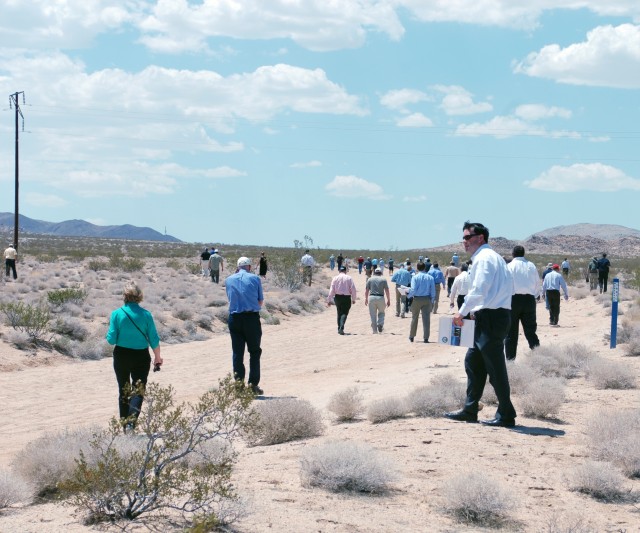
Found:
[542,264,569,326]
[449,263,470,311]
[300,250,315,286]
[445,221,516,428]
[504,245,540,361]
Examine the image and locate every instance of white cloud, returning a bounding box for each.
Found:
[380,89,430,112]
[514,104,572,121]
[396,113,433,128]
[525,163,640,192]
[455,114,580,139]
[24,192,68,208]
[432,85,492,116]
[515,24,640,88]
[402,195,427,202]
[325,175,391,200]
[290,160,322,168]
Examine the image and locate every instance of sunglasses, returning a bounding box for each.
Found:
[462,233,481,241]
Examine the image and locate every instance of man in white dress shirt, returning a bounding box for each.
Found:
[504,245,540,361]
[300,250,315,286]
[445,221,517,428]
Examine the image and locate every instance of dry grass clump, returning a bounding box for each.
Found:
[585,408,640,477]
[0,469,32,509]
[405,374,465,417]
[506,360,541,395]
[518,376,565,418]
[570,287,590,300]
[569,461,629,502]
[246,399,324,446]
[12,427,99,497]
[366,397,407,424]
[300,440,395,493]
[526,343,594,379]
[327,387,365,422]
[585,357,636,389]
[625,336,640,356]
[443,471,515,525]
[540,514,597,533]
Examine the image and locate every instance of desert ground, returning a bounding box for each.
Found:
[0,262,639,532]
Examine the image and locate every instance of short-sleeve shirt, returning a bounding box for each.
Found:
[366,276,388,296]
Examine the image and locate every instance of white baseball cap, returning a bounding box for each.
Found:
[237,257,251,267]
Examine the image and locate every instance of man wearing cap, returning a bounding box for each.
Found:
[301,250,315,286]
[208,249,224,283]
[542,264,569,326]
[407,261,435,342]
[505,245,540,361]
[365,267,391,333]
[445,221,517,428]
[4,243,17,280]
[327,265,357,335]
[225,257,264,395]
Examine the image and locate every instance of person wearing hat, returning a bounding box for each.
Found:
[4,243,17,280]
[326,265,357,335]
[225,256,264,395]
[542,264,569,326]
[587,256,599,291]
[208,249,224,283]
[365,267,391,333]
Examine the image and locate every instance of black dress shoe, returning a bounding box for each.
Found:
[444,409,478,423]
[480,417,515,428]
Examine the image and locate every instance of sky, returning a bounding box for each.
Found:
[1,1,640,250]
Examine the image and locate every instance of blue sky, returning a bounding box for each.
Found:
[1,1,639,250]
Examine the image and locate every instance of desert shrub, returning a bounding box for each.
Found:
[207,299,227,308]
[327,387,365,422]
[540,514,597,533]
[569,461,628,501]
[624,335,640,356]
[87,259,109,271]
[165,259,182,270]
[405,374,465,417]
[518,376,565,418]
[482,386,498,405]
[121,257,145,272]
[0,469,32,509]
[506,360,541,395]
[571,287,590,300]
[444,471,515,525]
[526,344,594,379]
[269,253,304,292]
[186,263,201,275]
[245,398,324,446]
[585,408,640,477]
[172,306,193,321]
[12,427,99,498]
[195,313,214,331]
[286,301,302,315]
[71,339,112,360]
[61,377,254,527]
[585,357,636,389]
[47,286,88,309]
[215,308,229,324]
[50,316,89,341]
[366,397,407,424]
[300,441,395,493]
[6,329,33,350]
[259,309,280,325]
[0,301,53,344]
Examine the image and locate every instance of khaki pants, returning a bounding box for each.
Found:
[410,296,432,341]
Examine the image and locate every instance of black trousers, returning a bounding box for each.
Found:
[228,312,262,386]
[5,259,16,279]
[598,272,609,293]
[456,294,466,310]
[113,346,151,421]
[334,294,352,331]
[210,269,220,283]
[463,308,516,421]
[447,277,455,295]
[546,290,560,325]
[504,294,540,360]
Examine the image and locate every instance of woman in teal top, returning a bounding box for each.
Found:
[106,281,162,429]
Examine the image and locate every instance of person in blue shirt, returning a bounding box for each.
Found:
[428,263,446,314]
[391,262,413,318]
[106,281,162,429]
[407,262,436,342]
[597,253,611,293]
[451,253,460,267]
[226,256,265,395]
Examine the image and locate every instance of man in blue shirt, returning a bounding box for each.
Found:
[542,264,569,326]
[429,263,446,314]
[226,256,264,395]
[408,262,435,342]
[391,263,413,318]
[597,253,611,293]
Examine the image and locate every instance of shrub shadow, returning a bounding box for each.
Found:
[510,425,565,437]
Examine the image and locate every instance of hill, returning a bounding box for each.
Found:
[0,213,181,242]
[527,223,640,240]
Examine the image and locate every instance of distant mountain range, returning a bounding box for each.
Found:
[0,213,181,243]
[428,223,640,257]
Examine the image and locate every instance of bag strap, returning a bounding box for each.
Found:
[121,307,151,346]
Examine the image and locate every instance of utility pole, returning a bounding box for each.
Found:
[9,91,25,251]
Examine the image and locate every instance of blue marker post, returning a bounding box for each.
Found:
[610,278,619,349]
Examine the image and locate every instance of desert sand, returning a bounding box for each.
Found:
[0,267,638,532]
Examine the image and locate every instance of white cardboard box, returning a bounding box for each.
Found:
[438,316,475,348]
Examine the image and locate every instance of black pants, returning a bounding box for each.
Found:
[447,277,455,295]
[598,272,609,293]
[334,294,352,332]
[504,294,540,360]
[546,290,561,325]
[5,259,16,279]
[456,294,466,310]
[113,346,151,421]
[463,308,516,421]
[210,269,220,283]
[228,312,262,386]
